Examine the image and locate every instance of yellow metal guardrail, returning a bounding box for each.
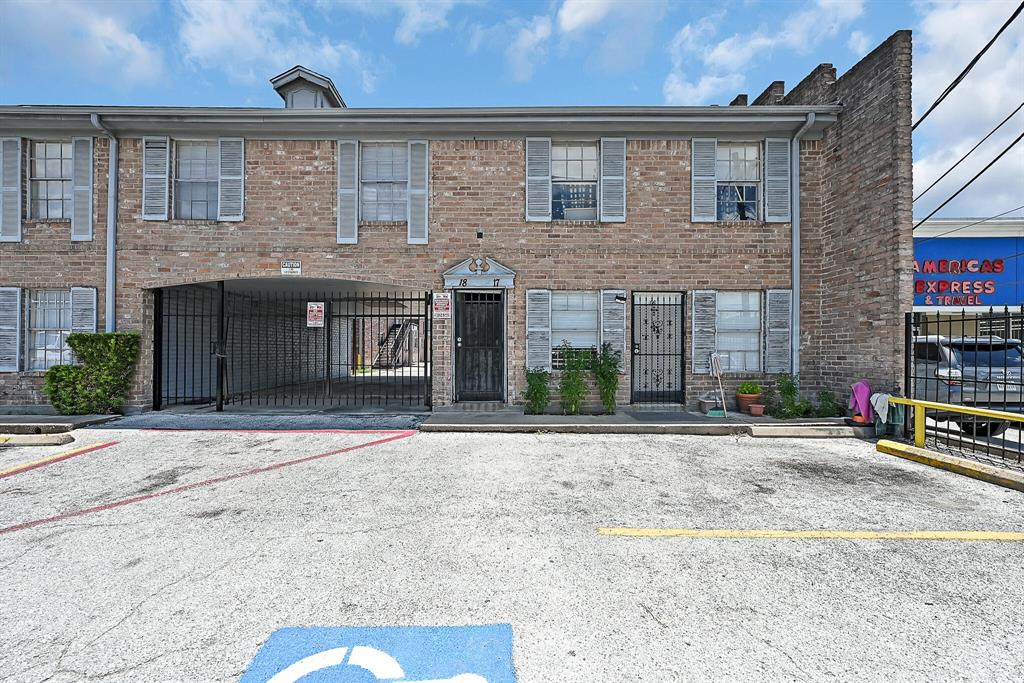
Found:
[887,396,1024,448]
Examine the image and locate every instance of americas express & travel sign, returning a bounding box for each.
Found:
[914,236,1021,308]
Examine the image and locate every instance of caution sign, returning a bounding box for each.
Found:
[433,293,452,320]
[306,302,325,328]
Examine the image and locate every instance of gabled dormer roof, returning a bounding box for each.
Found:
[269,65,346,108]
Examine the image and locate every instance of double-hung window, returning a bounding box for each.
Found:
[30,141,73,220]
[360,143,408,222]
[27,290,72,371]
[550,291,599,369]
[716,143,760,221]
[551,143,598,220]
[715,291,761,371]
[174,141,219,220]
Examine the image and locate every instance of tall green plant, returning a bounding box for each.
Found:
[524,368,551,414]
[43,332,141,415]
[558,343,589,415]
[592,342,621,414]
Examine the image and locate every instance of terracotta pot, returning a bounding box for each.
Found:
[749,403,765,417]
[736,392,761,414]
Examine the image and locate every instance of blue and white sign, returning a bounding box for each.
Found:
[914,236,1022,309]
[242,625,515,683]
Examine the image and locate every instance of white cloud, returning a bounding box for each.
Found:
[506,16,552,83]
[557,0,618,33]
[344,0,471,46]
[175,0,380,93]
[662,1,864,105]
[847,30,872,57]
[912,0,1024,218]
[1,0,163,85]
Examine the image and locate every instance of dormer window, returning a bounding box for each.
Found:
[270,65,346,109]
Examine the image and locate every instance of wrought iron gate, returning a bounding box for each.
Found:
[631,292,686,404]
[154,284,432,411]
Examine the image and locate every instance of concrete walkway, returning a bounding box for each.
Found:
[0,414,115,435]
[421,408,873,438]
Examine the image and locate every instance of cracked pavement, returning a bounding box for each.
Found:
[1,427,1023,681]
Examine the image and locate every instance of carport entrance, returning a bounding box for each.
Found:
[153,280,431,411]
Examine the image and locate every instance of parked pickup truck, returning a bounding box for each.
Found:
[912,335,1024,437]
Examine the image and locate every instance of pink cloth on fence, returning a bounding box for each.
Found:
[849,380,874,421]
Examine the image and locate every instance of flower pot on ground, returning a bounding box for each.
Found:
[749,403,765,417]
[736,382,763,415]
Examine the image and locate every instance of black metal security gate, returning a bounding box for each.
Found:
[631,292,686,404]
[154,284,432,411]
[455,291,504,402]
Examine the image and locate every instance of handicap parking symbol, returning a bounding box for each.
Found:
[242,624,515,683]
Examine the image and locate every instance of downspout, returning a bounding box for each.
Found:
[90,114,118,332]
[791,112,815,374]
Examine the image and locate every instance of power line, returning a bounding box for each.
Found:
[913,1,1024,131]
[914,100,1024,202]
[915,205,1024,245]
[913,130,1024,230]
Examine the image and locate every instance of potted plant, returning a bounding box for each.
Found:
[736,381,762,414]
[749,403,765,417]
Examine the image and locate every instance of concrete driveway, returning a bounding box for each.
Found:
[1,427,1022,681]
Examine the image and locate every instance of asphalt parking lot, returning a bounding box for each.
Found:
[1,427,1023,682]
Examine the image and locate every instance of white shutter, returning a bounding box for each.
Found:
[526,289,552,371]
[600,289,627,372]
[525,137,551,222]
[765,289,793,373]
[217,138,244,221]
[337,140,358,244]
[764,138,791,223]
[70,287,97,333]
[599,137,627,223]
[691,290,717,375]
[142,136,169,220]
[691,138,717,222]
[0,138,21,241]
[407,140,428,244]
[71,137,93,241]
[0,287,21,372]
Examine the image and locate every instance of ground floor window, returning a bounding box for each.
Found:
[27,289,72,370]
[716,291,761,371]
[551,290,599,369]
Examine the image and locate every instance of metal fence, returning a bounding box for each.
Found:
[906,307,1024,470]
[155,284,432,411]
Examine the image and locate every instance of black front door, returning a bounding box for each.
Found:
[631,292,686,403]
[455,291,504,401]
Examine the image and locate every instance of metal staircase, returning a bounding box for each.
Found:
[373,321,414,368]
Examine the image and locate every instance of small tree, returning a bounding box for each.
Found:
[524,368,551,414]
[558,343,589,415]
[592,343,621,414]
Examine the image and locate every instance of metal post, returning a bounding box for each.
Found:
[216,280,225,412]
[903,311,912,438]
[152,289,163,411]
[914,404,926,448]
[325,298,333,398]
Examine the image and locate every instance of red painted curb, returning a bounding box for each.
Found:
[0,441,119,481]
[142,428,416,434]
[0,430,416,535]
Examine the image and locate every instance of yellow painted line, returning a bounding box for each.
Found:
[0,436,9,444]
[598,528,1024,542]
[0,441,117,478]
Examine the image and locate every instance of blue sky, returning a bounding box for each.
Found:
[1,0,1021,219]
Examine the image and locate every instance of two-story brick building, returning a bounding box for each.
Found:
[0,31,913,414]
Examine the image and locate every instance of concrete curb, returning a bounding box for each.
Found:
[876,439,1024,492]
[420,422,872,438]
[0,416,117,435]
[0,433,75,447]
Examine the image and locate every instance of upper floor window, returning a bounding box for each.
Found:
[360,142,408,222]
[552,143,598,220]
[716,143,760,221]
[174,141,218,220]
[30,141,73,220]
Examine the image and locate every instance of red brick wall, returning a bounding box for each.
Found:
[786,30,914,396]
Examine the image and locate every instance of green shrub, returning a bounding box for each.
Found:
[737,381,762,395]
[558,343,589,415]
[43,332,141,415]
[591,343,621,414]
[524,368,551,415]
[814,390,846,418]
[765,372,813,419]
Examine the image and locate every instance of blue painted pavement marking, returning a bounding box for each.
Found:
[242,624,515,683]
